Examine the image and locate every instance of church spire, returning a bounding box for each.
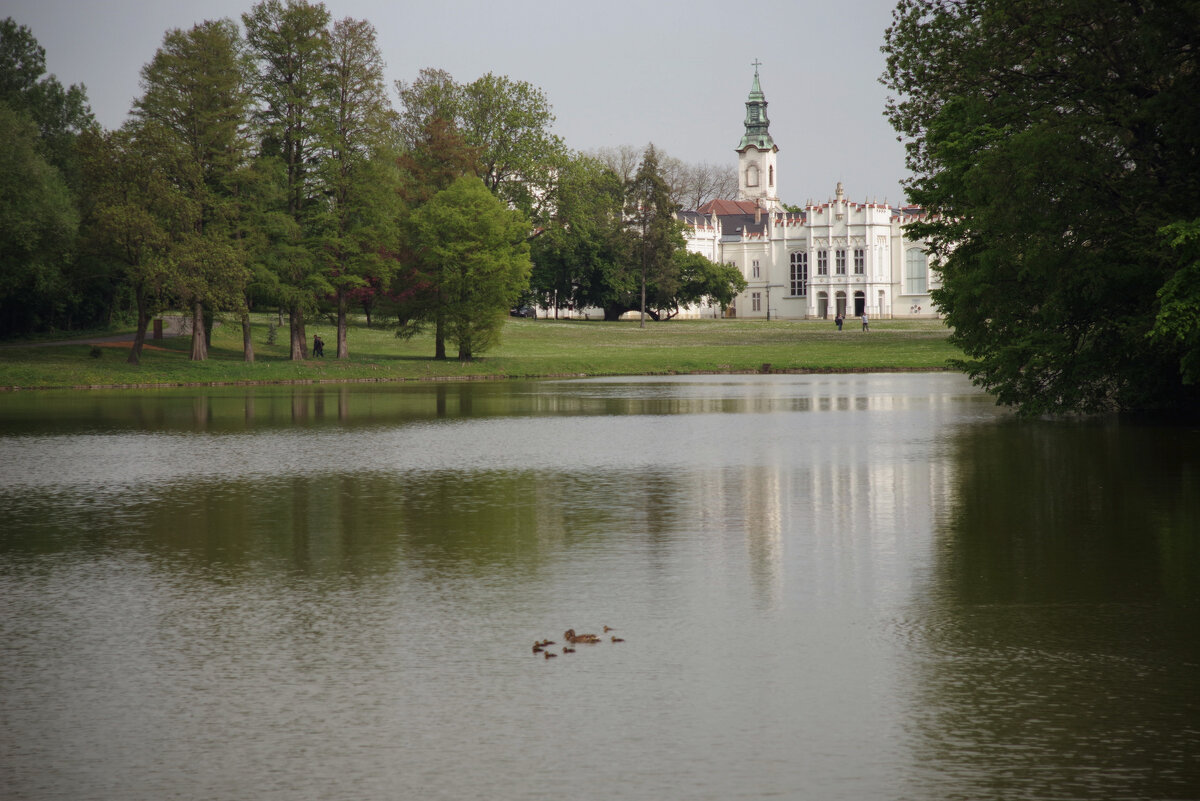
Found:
[737,59,776,153]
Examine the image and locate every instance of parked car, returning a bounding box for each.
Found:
[509,305,537,318]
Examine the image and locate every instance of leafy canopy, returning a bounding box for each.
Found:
[883,0,1200,414]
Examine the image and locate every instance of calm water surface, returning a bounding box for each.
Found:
[1,374,1197,800]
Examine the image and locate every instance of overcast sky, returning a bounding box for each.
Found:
[7,0,911,206]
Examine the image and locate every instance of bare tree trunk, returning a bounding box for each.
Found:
[289,306,307,360]
[127,284,148,365]
[241,309,254,363]
[336,289,348,359]
[190,301,207,361]
[434,291,447,360]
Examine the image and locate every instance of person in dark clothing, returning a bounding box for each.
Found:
[313,334,324,357]
[835,313,843,331]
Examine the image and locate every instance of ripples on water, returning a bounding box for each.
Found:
[1,374,1197,800]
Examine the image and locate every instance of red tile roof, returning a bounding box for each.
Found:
[696,199,761,216]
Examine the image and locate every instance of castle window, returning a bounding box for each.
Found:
[905,249,928,294]
[790,251,808,296]
[746,164,759,187]
[817,250,828,276]
[752,292,762,312]
[853,248,865,275]
[835,249,847,275]
[752,259,760,278]
[769,165,774,187]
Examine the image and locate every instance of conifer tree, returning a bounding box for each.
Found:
[133,18,253,361]
[243,0,332,360]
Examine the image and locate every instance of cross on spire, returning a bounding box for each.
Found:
[751,58,762,74]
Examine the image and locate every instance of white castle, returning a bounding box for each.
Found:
[677,64,937,320]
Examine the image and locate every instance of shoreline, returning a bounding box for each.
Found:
[0,365,953,393]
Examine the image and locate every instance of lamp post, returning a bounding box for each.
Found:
[764,284,784,321]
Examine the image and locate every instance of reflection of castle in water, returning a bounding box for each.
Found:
[685,385,960,611]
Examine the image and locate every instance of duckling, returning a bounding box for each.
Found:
[562,646,575,654]
[538,639,556,647]
[611,636,624,643]
[544,650,557,659]
[533,643,544,654]
[603,625,615,633]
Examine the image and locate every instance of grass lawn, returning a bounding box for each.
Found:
[0,314,960,391]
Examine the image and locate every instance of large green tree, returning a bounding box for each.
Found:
[625,145,684,326]
[0,102,78,337]
[244,0,332,360]
[529,153,630,316]
[133,18,254,361]
[395,116,481,358]
[883,0,1200,414]
[395,68,566,217]
[1,18,94,188]
[408,176,531,360]
[78,127,173,363]
[315,16,400,359]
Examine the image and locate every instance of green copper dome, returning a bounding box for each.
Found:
[737,64,776,152]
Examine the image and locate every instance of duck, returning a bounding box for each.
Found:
[544,650,557,659]
[538,639,556,647]
[603,626,615,633]
[564,629,601,644]
[610,636,624,643]
[562,646,575,654]
[533,643,544,654]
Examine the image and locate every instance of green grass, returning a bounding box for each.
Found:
[0,314,960,391]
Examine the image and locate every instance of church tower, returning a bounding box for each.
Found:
[736,61,780,211]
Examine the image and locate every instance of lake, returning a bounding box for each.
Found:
[1,373,1197,800]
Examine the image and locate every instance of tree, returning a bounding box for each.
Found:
[626,145,683,326]
[133,18,254,361]
[0,18,95,188]
[0,102,77,337]
[408,176,531,360]
[529,154,630,317]
[78,128,173,363]
[670,250,747,319]
[244,0,332,360]
[883,0,1200,415]
[315,16,400,359]
[594,144,737,210]
[395,116,481,358]
[396,68,566,217]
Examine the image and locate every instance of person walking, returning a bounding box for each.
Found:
[861,312,869,332]
[835,313,843,331]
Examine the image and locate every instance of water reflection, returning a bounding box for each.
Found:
[1,376,1197,800]
[901,417,1200,800]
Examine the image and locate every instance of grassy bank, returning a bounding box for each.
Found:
[0,314,960,391]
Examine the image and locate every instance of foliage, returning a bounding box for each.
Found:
[133,17,255,360]
[883,0,1200,414]
[243,0,333,360]
[0,17,95,187]
[623,145,685,324]
[395,68,566,218]
[0,102,78,336]
[408,176,532,360]
[529,154,630,314]
[313,15,401,359]
[1149,220,1200,385]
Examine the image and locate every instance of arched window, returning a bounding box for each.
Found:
[790,251,808,296]
[746,164,759,187]
[905,249,928,294]
[769,165,774,187]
